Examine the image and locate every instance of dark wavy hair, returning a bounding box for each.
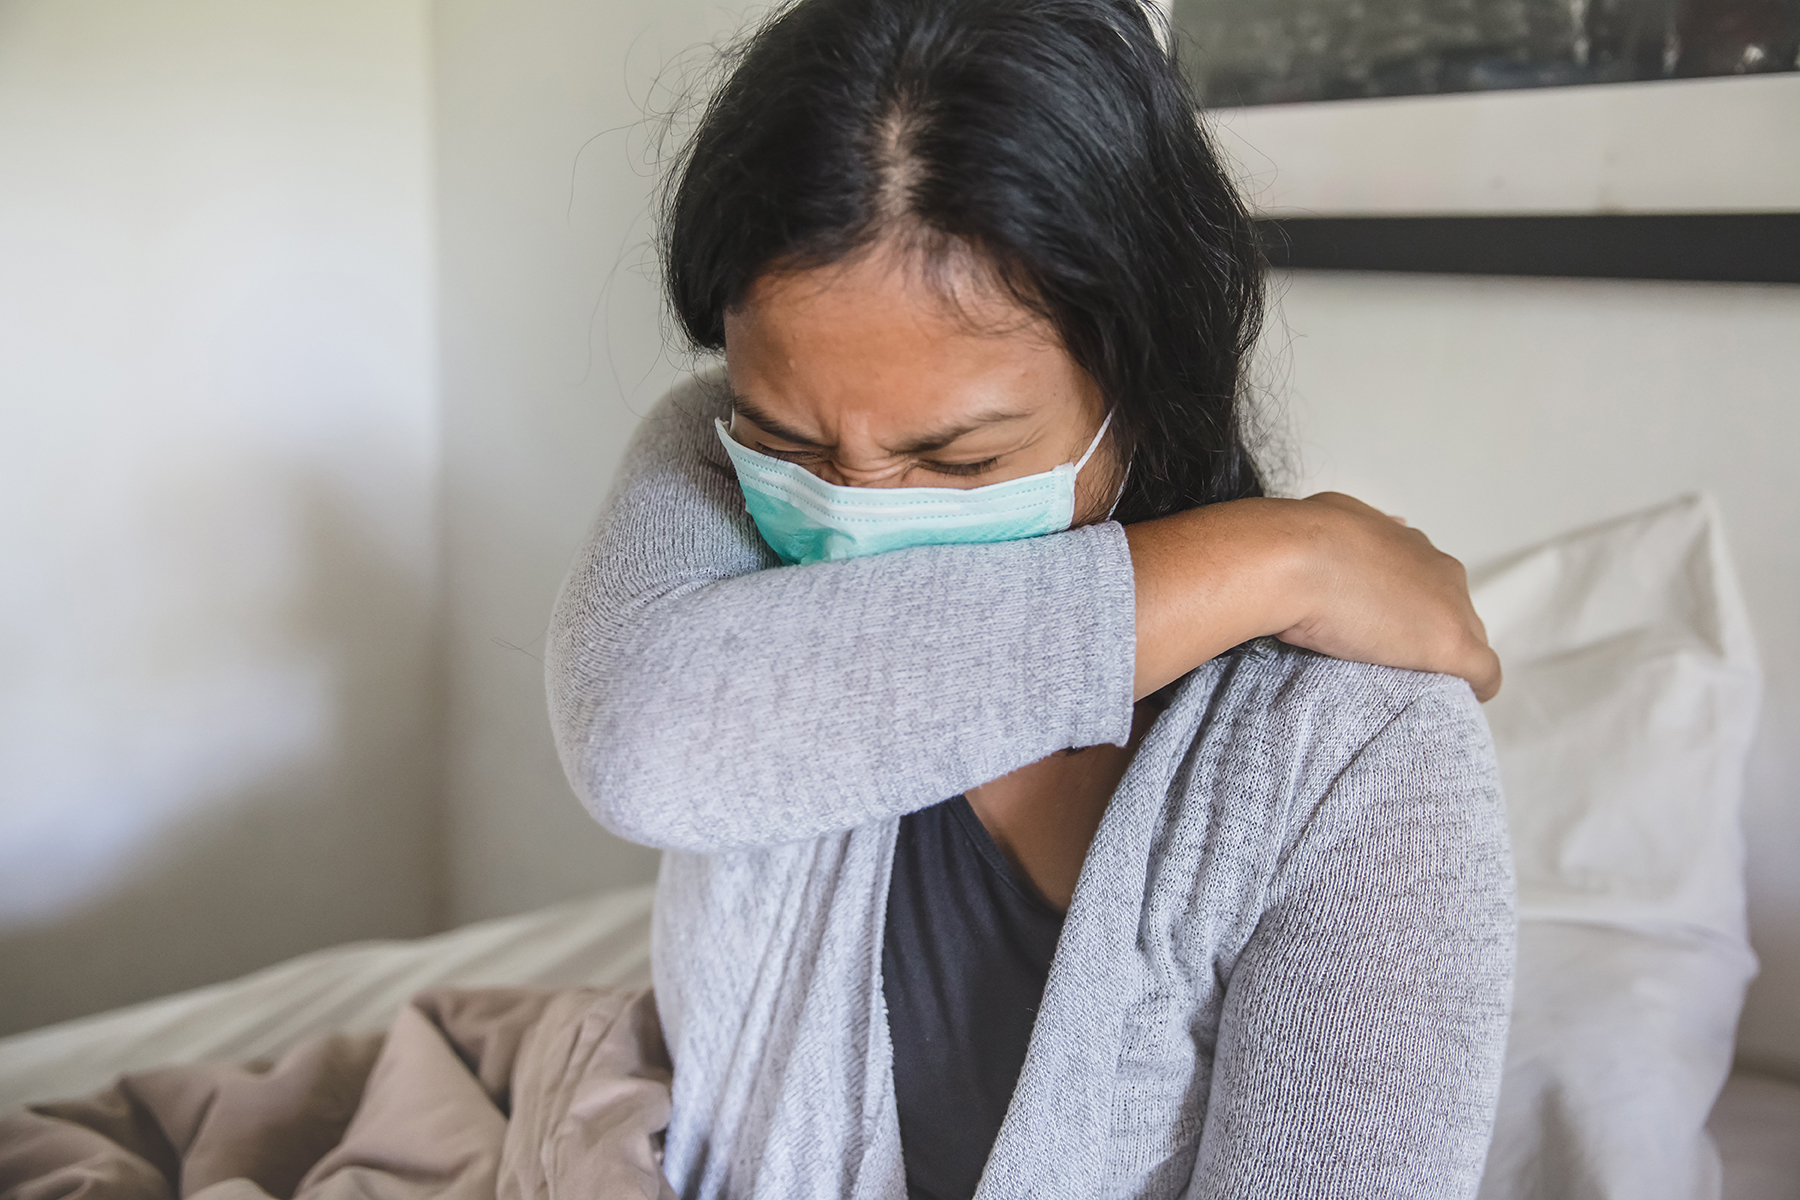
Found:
[661,0,1268,520]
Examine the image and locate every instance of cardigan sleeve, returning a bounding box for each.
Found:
[545,373,1138,853]
[1187,675,1516,1200]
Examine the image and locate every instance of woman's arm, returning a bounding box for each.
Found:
[548,376,1499,853]
[547,378,1137,852]
[1129,496,1500,702]
[1188,679,1515,1200]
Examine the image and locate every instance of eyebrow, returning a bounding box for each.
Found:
[728,389,1033,457]
[728,393,827,448]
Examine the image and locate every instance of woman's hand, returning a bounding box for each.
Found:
[1276,492,1500,700]
[1124,494,1501,702]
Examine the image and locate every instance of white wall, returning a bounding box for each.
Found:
[0,0,438,1035]
[1270,270,1800,1076]
[432,0,750,923]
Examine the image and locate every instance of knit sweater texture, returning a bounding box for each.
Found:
[547,373,1516,1200]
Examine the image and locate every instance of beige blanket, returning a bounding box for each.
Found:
[0,988,675,1200]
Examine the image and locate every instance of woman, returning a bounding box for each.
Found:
[548,1,1513,1197]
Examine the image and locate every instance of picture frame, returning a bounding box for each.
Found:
[1197,56,1800,281]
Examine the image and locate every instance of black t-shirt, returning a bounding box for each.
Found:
[882,796,1065,1200]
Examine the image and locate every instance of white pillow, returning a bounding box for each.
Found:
[1471,494,1762,1200]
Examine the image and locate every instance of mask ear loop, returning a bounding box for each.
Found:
[1105,459,1131,522]
[1074,409,1130,523]
[1072,409,1114,474]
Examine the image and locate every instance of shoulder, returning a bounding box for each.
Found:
[621,367,733,468]
[660,364,732,422]
[1219,636,1477,717]
[1122,644,1510,1018]
[1163,640,1501,849]
[1179,638,1489,763]
[1140,643,1511,963]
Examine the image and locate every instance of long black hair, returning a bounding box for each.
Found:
[661,0,1268,519]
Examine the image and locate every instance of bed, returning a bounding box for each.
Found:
[0,886,1794,1198]
[3,494,1793,1198]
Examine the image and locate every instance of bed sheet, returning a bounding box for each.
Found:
[0,884,653,1111]
[4,881,1795,1198]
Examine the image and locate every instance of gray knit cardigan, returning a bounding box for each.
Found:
[547,374,1516,1200]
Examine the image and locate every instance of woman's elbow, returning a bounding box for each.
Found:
[557,726,688,851]
[547,630,699,850]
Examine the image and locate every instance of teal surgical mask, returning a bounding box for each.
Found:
[715,410,1117,565]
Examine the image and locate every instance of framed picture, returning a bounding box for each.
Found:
[1162,0,1800,281]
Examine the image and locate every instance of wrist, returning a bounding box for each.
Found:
[1123,497,1317,698]
[1249,496,1330,640]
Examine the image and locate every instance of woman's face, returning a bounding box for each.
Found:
[724,242,1122,524]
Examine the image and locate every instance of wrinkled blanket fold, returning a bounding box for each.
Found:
[0,988,675,1200]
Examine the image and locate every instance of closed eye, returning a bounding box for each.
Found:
[923,457,1000,478]
[756,441,1000,479]
[754,442,825,464]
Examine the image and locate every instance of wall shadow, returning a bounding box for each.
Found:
[0,465,440,1037]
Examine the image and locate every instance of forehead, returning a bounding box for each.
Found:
[723,246,1082,434]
